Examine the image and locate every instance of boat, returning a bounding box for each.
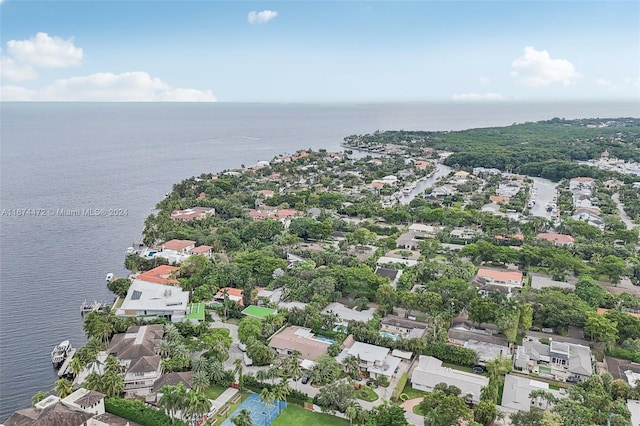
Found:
[105,273,114,283]
[51,340,71,366]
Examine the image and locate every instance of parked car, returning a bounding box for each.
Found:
[541,328,554,334]
[530,327,541,332]
[566,376,580,383]
[238,342,247,352]
[243,353,253,366]
[366,381,377,388]
[301,375,310,384]
[472,366,485,374]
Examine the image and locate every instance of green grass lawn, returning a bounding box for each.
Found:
[204,384,228,400]
[442,362,475,374]
[241,305,277,319]
[401,382,427,401]
[355,386,378,402]
[271,404,349,426]
[209,392,248,424]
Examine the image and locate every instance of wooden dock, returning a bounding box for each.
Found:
[57,348,76,377]
[80,300,108,315]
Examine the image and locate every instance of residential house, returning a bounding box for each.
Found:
[449,227,479,241]
[339,341,402,379]
[501,374,566,412]
[154,239,197,263]
[152,371,193,398]
[286,253,307,269]
[514,339,593,382]
[411,356,489,404]
[268,326,330,361]
[376,256,419,267]
[188,245,213,259]
[214,287,245,306]
[136,265,180,285]
[380,316,427,339]
[429,185,456,197]
[530,273,576,290]
[1,389,134,426]
[474,267,523,295]
[116,280,190,322]
[408,223,443,238]
[569,177,595,191]
[572,208,605,230]
[395,232,420,250]
[536,233,575,246]
[107,325,164,398]
[322,302,376,327]
[256,190,275,198]
[374,267,403,289]
[170,207,215,221]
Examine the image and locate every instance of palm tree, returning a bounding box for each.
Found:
[164,323,181,343]
[192,370,210,392]
[208,359,227,386]
[285,358,302,388]
[104,354,123,374]
[31,391,49,406]
[233,358,244,390]
[156,339,173,359]
[259,388,275,416]
[101,370,124,397]
[158,385,179,419]
[343,355,361,379]
[256,369,270,383]
[346,402,358,426]
[184,390,210,426]
[53,378,73,398]
[231,409,253,426]
[83,372,104,393]
[272,383,290,414]
[85,338,106,358]
[68,356,85,378]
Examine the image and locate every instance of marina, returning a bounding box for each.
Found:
[80,300,110,316]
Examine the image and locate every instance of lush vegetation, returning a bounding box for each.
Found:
[105,397,189,426]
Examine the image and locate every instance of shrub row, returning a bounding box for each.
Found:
[105,397,188,426]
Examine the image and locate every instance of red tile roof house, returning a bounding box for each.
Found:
[474,267,523,296]
[256,189,275,198]
[214,287,263,307]
[537,232,575,246]
[136,265,180,285]
[170,206,215,221]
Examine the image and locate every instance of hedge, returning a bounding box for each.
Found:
[391,373,408,401]
[105,397,188,426]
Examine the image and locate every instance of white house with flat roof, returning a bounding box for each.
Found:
[322,302,376,326]
[116,280,189,323]
[338,341,402,379]
[411,355,489,404]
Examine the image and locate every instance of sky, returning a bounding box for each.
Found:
[0,0,639,102]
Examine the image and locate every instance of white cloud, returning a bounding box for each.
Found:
[248,10,278,24]
[452,92,507,102]
[0,56,38,81]
[596,78,616,90]
[479,75,491,85]
[511,46,579,86]
[1,71,216,101]
[7,32,83,68]
[0,85,37,101]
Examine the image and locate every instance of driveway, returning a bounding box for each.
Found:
[400,398,424,426]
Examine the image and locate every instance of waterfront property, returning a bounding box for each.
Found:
[1,388,133,426]
[136,265,180,285]
[116,279,190,322]
[170,206,216,221]
[107,325,164,398]
[411,355,489,404]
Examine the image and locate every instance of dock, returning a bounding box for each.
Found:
[57,348,76,377]
[80,300,108,315]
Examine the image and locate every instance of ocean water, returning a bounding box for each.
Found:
[1,101,638,419]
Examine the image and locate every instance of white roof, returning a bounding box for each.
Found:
[628,400,640,426]
[368,355,402,377]
[392,349,413,360]
[376,256,419,267]
[501,374,566,412]
[300,359,317,370]
[411,356,489,402]
[322,302,375,324]
[625,370,640,388]
[117,279,189,315]
[347,342,389,363]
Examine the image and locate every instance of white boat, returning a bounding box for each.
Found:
[105,273,114,283]
[51,340,71,365]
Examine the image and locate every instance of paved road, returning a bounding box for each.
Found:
[612,192,637,230]
[400,398,424,426]
[530,177,558,220]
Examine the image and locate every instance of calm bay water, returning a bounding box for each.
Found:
[1,101,638,419]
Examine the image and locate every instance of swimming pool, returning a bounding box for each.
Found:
[379,331,399,341]
[315,336,336,344]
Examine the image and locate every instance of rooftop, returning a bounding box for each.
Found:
[136,265,180,285]
[268,326,330,361]
[347,341,390,363]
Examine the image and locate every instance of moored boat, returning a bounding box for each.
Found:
[51,340,71,366]
[105,273,114,283]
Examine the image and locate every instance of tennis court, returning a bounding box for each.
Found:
[220,393,286,426]
[241,305,277,319]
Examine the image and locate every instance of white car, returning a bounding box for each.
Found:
[243,353,253,366]
[238,342,247,352]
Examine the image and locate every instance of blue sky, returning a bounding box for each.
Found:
[1,1,638,102]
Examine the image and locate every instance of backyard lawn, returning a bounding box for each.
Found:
[204,384,229,400]
[271,404,349,426]
[401,382,426,400]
